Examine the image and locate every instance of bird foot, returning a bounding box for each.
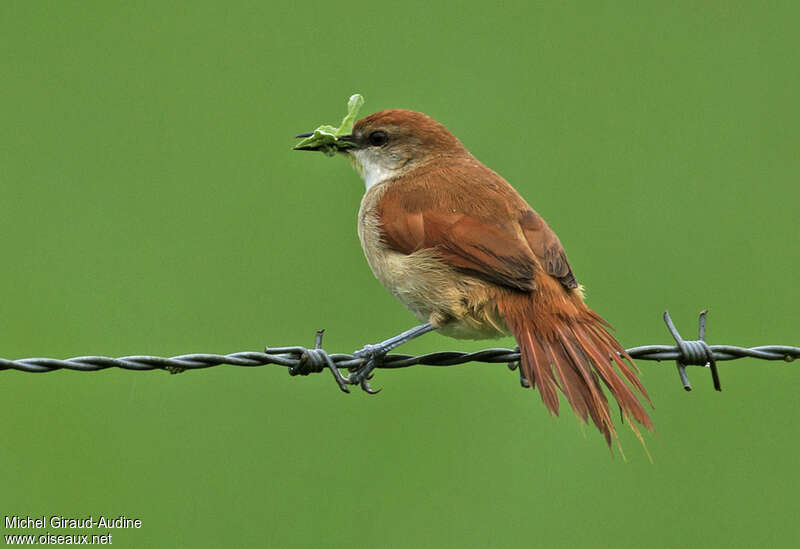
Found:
[346,344,386,394]
[507,347,529,388]
[507,362,530,387]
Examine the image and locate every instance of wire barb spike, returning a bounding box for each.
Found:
[663,310,721,392]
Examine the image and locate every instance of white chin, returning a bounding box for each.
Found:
[351,149,396,190]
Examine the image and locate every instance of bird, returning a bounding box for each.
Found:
[295,108,653,451]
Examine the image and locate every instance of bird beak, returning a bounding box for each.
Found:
[293,133,357,152]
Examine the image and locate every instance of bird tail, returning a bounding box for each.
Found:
[497,279,653,453]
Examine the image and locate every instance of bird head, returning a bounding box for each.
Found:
[297,109,467,188]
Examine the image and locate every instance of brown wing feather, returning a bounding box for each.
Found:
[375,157,578,292]
[427,214,537,291]
[519,209,578,289]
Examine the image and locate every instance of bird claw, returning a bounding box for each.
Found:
[508,347,529,388]
[360,376,381,395]
[508,360,530,388]
[346,360,382,394]
[330,367,351,394]
[347,343,387,395]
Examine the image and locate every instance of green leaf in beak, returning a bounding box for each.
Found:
[294,94,365,157]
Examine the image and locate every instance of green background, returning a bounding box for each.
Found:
[2,2,798,547]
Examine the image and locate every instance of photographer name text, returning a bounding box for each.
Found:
[4,516,141,530]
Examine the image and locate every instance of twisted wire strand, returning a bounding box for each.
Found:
[1,345,796,374]
[1,311,796,391]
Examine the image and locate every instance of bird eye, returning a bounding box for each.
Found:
[368,130,388,147]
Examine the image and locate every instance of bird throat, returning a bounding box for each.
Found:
[348,149,402,190]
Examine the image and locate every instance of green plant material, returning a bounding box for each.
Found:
[294,94,364,156]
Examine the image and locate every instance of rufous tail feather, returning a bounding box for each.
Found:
[498,279,653,453]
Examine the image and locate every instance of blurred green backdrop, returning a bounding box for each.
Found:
[2,2,798,548]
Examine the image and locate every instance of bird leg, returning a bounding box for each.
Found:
[506,346,530,388]
[348,322,436,393]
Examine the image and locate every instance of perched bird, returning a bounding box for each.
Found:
[296,109,652,450]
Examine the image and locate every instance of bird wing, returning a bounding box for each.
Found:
[375,160,578,292]
[518,209,578,290]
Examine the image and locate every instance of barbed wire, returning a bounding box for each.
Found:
[1,311,796,392]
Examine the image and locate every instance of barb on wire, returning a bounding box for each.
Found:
[1,311,796,393]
